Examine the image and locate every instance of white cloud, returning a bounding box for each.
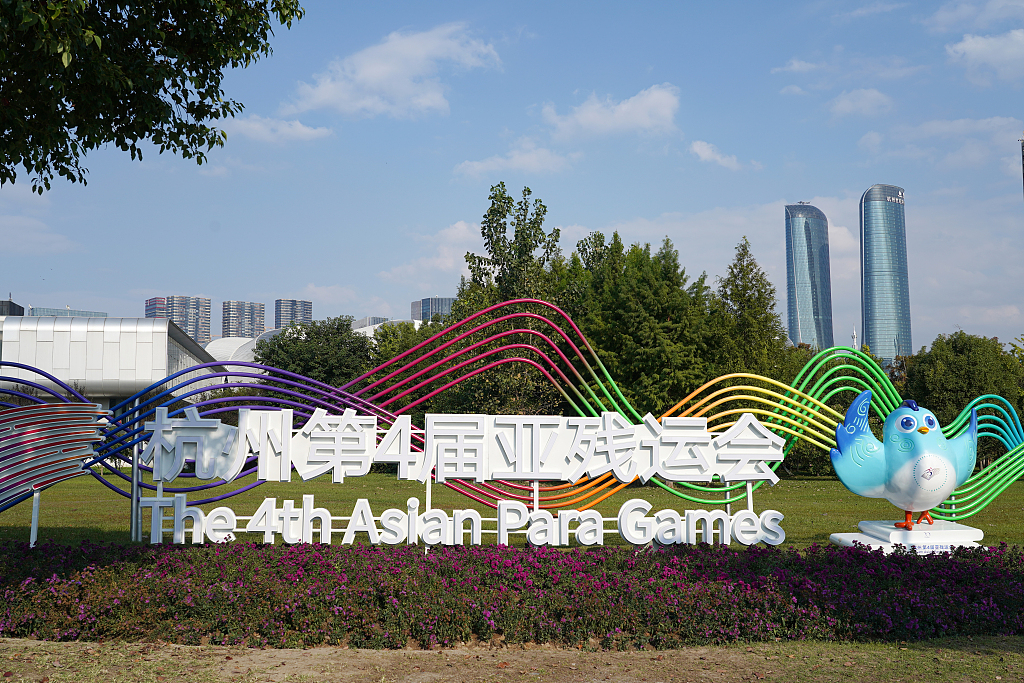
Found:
[901,116,1021,138]
[837,2,907,20]
[0,216,76,254]
[689,141,742,170]
[946,29,1024,83]
[829,88,893,117]
[925,0,1024,32]
[300,283,358,307]
[542,84,679,139]
[892,116,1023,168]
[284,23,498,117]
[858,131,884,153]
[222,115,332,143]
[771,59,825,74]
[779,85,806,95]
[454,139,574,177]
[377,221,481,292]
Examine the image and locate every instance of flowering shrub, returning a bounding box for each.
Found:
[1,541,1022,649]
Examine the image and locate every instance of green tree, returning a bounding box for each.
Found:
[464,182,560,303]
[254,317,371,389]
[1,0,303,192]
[715,236,787,378]
[580,232,730,416]
[906,331,1024,465]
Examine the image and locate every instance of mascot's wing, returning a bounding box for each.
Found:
[949,407,978,488]
[830,389,887,498]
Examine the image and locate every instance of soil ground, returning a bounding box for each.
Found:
[1,636,1022,683]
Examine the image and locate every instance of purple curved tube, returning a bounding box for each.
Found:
[0,361,87,402]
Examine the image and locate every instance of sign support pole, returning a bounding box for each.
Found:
[29,489,40,548]
[130,398,141,542]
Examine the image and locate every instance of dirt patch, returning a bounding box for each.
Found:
[0,636,1022,682]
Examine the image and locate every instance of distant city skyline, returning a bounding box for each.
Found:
[2,3,1022,349]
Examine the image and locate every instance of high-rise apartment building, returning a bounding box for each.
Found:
[275,299,312,329]
[145,295,211,344]
[411,296,455,322]
[145,297,166,319]
[860,184,912,364]
[785,203,834,349]
[222,301,265,338]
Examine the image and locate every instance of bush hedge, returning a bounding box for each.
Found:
[1,541,1022,649]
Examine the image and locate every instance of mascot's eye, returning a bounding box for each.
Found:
[925,415,937,429]
[898,416,917,433]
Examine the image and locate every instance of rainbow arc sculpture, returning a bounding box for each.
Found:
[0,299,1021,528]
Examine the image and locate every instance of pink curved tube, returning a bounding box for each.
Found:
[343,299,602,392]
[370,327,590,403]
[380,343,577,409]
[394,356,564,415]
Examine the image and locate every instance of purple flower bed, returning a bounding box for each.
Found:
[1,541,1022,649]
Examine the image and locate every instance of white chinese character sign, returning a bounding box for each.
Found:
[136,407,790,549]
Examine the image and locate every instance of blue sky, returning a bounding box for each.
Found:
[2,1,1023,350]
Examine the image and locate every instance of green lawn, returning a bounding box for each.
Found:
[3,470,1023,548]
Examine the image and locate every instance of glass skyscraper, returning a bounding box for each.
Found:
[785,204,834,349]
[860,184,912,364]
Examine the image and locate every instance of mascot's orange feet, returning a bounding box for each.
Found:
[916,511,935,525]
[895,511,914,530]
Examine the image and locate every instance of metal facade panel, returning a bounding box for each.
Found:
[35,319,54,343]
[119,332,137,369]
[102,319,120,343]
[69,318,88,342]
[153,332,168,375]
[135,342,153,381]
[137,321,154,344]
[52,330,71,370]
[69,338,87,378]
[86,332,103,369]
[19,329,36,368]
[102,342,119,380]
[35,341,54,374]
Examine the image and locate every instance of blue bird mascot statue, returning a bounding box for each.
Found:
[830,390,978,530]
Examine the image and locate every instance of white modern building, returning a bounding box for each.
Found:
[203,329,282,364]
[0,317,222,409]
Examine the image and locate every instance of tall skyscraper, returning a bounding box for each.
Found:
[860,184,912,364]
[149,295,211,344]
[275,299,312,329]
[410,296,455,322]
[222,301,265,338]
[785,203,834,349]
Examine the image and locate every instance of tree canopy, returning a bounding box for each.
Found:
[1,0,303,192]
[254,317,370,389]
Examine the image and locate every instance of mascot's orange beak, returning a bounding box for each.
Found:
[918,426,930,434]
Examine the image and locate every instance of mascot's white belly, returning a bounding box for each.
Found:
[884,453,957,512]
